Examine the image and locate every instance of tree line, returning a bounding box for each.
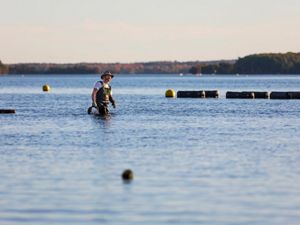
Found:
[189,52,300,75]
[1,52,300,75]
[0,60,9,74]
[2,60,224,75]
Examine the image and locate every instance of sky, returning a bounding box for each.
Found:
[0,0,300,63]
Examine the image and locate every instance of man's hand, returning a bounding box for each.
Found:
[112,101,116,108]
[92,102,97,108]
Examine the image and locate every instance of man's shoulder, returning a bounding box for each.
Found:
[94,81,103,89]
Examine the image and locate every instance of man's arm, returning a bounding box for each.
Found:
[91,88,98,106]
[109,95,116,108]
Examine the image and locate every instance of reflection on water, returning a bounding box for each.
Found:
[0,75,300,225]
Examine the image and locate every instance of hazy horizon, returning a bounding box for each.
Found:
[4,58,237,64]
[1,0,300,64]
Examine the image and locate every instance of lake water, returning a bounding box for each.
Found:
[0,74,300,225]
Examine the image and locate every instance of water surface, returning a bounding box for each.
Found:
[1,74,300,225]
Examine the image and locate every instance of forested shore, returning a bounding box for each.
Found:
[1,52,300,75]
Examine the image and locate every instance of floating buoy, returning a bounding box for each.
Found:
[0,109,16,114]
[177,90,205,98]
[226,91,254,99]
[205,90,219,98]
[43,84,51,92]
[165,89,175,98]
[122,169,134,181]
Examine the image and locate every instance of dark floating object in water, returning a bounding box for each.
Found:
[253,91,270,99]
[205,90,219,98]
[176,90,219,98]
[122,169,134,180]
[0,109,16,114]
[288,91,300,99]
[270,92,290,99]
[226,91,300,99]
[170,90,299,99]
[270,91,300,99]
[177,90,205,98]
[226,91,255,99]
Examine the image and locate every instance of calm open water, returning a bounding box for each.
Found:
[0,74,300,225]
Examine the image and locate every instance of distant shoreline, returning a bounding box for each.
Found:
[1,73,299,77]
[1,52,300,75]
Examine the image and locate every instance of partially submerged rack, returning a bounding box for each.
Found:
[177,90,219,98]
[0,109,16,114]
[166,89,300,99]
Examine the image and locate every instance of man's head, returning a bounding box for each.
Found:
[101,71,114,83]
[101,71,114,79]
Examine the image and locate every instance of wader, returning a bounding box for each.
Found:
[96,81,113,115]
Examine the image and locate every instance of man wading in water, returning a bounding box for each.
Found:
[89,71,116,115]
